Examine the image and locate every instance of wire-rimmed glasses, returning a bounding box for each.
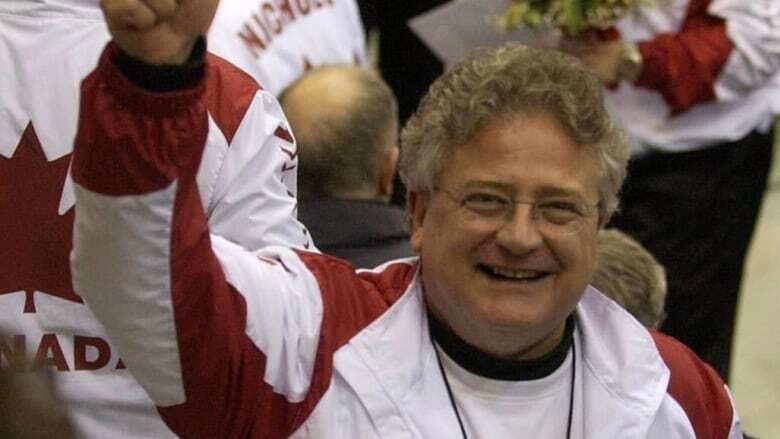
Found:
[434,186,600,236]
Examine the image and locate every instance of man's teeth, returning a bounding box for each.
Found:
[490,267,542,280]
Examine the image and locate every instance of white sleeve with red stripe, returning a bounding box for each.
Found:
[608,0,779,151]
[196,53,312,251]
[71,45,327,436]
[710,0,780,100]
[622,0,780,112]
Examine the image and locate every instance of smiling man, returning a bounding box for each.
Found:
[409,113,604,361]
[70,1,742,437]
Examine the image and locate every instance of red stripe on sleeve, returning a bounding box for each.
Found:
[635,0,733,112]
[203,54,260,145]
[71,43,208,196]
[651,331,733,439]
[162,242,415,436]
[157,166,302,438]
[274,126,294,143]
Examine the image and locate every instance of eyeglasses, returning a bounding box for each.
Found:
[434,186,600,236]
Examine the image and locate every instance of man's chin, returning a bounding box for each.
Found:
[467,307,568,347]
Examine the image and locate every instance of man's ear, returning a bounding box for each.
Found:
[377,146,400,201]
[408,190,429,253]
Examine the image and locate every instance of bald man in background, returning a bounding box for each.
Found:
[281,66,413,268]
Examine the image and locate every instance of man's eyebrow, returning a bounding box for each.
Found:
[460,181,589,200]
[459,180,512,191]
[535,186,587,199]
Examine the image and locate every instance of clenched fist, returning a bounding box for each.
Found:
[101,0,218,65]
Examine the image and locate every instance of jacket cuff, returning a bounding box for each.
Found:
[113,37,206,91]
[94,41,208,116]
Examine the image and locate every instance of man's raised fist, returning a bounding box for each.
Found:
[101,0,217,65]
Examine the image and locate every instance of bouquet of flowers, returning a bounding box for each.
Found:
[496,0,648,36]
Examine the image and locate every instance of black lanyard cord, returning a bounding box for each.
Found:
[431,336,577,439]
[566,339,576,439]
[433,340,470,439]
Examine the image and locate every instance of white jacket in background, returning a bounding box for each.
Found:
[609,0,780,153]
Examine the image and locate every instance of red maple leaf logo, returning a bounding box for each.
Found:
[0,123,81,313]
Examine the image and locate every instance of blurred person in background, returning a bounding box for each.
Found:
[357,0,448,207]
[281,65,413,268]
[592,229,762,439]
[0,0,365,436]
[209,0,366,96]
[592,229,667,329]
[560,0,779,381]
[0,356,76,439]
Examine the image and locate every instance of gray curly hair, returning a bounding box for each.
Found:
[399,43,629,218]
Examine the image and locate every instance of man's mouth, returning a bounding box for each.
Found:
[477,264,549,282]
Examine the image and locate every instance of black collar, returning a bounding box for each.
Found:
[428,313,575,381]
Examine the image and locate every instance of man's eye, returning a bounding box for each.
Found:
[538,202,582,223]
[463,193,510,213]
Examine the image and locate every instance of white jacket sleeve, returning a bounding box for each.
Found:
[71,44,329,437]
[711,0,780,100]
[194,53,313,251]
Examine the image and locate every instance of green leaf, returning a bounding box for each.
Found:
[583,0,600,13]
[561,0,586,35]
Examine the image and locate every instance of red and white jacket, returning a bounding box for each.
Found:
[0,0,363,436]
[71,45,743,439]
[609,0,780,153]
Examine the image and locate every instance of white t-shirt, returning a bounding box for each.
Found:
[435,333,583,438]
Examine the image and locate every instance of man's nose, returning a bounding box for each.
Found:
[494,203,544,253]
